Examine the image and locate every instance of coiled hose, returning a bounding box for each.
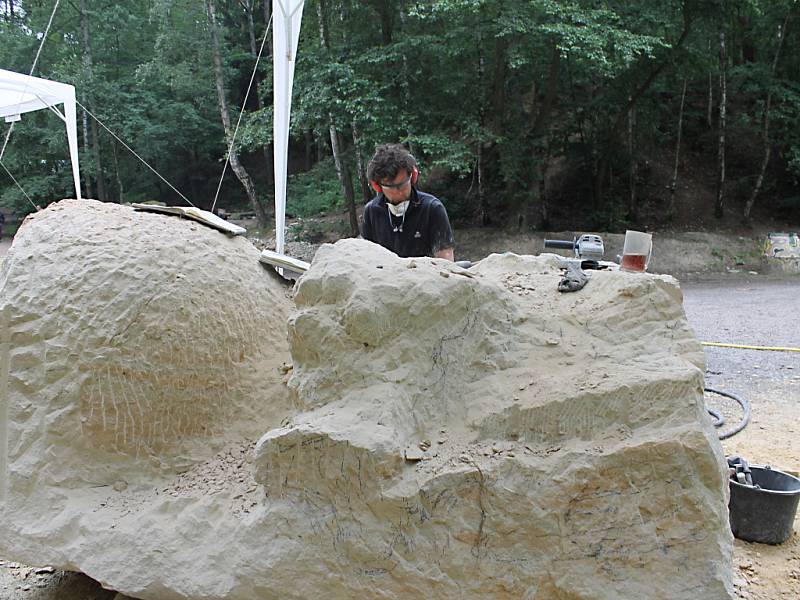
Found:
[705,387,751,440]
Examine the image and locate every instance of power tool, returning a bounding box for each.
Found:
[544,234,608,270]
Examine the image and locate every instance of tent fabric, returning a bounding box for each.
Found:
[272,0,304,255]
[0,68,82,200]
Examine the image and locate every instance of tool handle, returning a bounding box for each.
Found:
[544,239,575,250]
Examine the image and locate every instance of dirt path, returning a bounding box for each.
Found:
[0,233,798,599]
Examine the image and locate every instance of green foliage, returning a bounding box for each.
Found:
[288,216,351,243]
[286,156,346,217]
[1,0,799,229]
[589,195,631,231]
[406,133,478,177]
[539,2,668,76]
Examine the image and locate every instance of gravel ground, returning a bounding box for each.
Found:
[682,277,800,399]
[683,277,800,600]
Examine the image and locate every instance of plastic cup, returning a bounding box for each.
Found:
[620,230,652,272]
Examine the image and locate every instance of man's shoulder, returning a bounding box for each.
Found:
[414,191,445,210]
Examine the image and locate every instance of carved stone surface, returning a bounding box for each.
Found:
[0,199,292,493]
[0,211,732,599]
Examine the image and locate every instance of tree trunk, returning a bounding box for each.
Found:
[80,0,106,202]
[352,120,371,201]
[476,26,487,225]
[490,35,509,136]
[668,78,687,216]
[740,13,755,63]
[262,0,270,27]
[316,0,358,235]
[538,156,549,231]
[374,0,393,45]
[244,0,273,186]
[317,136,327,164]
[715,31,727,218]
[112,143,123,203]
[80,98,93,199]
[627,101,637,222]
[744,13,790,221]
[531,45,561,137]
[528,43,560,229]
[524,146,551,230]
[477,144,488,226]
[331,125,358,235]
[316,0,330,47]
[398,6,413,151]
[706,39,713,128]
[707,73,713,128]
[88,112,105,201]
[303,129,314,170]
[206,0,267,224]
[595,6,693,204]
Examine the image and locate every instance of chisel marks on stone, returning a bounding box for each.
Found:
[79,362,236,455]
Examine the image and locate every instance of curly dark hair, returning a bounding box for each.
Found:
[367,144,417,183]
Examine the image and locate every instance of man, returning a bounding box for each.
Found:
[362,144,454,260]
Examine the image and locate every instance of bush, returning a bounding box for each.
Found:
[286,157,346,218]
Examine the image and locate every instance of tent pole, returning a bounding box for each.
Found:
[272,0,304,257]
[63,90,82,200]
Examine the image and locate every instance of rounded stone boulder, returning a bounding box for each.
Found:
[0,199,292,493]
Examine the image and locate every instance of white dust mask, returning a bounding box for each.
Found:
[387,200,409,217]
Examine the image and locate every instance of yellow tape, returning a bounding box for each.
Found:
[701,342,800,353]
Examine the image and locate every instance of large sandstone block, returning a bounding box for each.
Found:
[0,216,732,599]
[253,241,733,599]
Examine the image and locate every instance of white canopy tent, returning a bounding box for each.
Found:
[272,0,304,255]
[0,68,82,201]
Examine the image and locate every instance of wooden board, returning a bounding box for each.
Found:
[132,204,247,236]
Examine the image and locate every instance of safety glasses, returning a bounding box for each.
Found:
[380,174,412,190]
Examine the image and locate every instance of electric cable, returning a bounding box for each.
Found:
[75,100,193,207]
[0,160,38,210]
[1,0,62,161]
[705,387,750,440]
[705,405,724,429]
[701,341,800,353]
[211,12,273,213]
[1,0,194,209]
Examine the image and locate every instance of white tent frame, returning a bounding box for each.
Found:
[0,68,82,201]
[272,0,304,255]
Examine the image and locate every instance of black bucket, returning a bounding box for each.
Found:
[729,465,800,545]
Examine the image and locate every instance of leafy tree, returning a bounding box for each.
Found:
[2,0,799,229]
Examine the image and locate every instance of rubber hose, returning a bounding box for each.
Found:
[704,387,750,440]
[705,406,725,428]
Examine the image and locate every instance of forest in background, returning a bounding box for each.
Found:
[1,0,799,234]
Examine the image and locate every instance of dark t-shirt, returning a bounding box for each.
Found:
[361,189,454,258]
